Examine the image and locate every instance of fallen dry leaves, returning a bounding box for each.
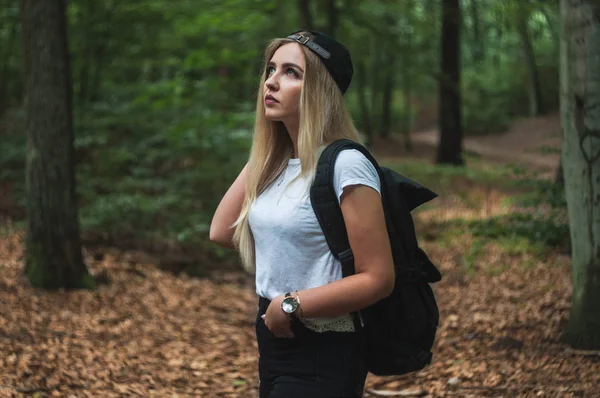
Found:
[1,205,599,398]
[0,231,259,397]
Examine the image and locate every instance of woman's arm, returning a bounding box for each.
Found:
[264,184,395,336]
[209,163,248,249]
[295,183,395,316]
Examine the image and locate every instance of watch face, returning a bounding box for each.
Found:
[282,297,298,313]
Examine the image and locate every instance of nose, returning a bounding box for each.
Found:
[265,72,278,91]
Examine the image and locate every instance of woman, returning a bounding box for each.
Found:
[210,30,394,398]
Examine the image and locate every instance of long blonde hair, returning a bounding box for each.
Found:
[233,32,362,273]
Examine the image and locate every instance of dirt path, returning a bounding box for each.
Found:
[375,113,562,173]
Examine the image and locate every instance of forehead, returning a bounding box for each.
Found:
[269,42,305,67]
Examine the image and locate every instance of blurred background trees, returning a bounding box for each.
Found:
[0,0,565,273]
[0,1,564,273]
[1,0,562,270]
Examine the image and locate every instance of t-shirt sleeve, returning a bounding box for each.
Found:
[333,149,381,203]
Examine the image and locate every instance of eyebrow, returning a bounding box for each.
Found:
[268,61,304,73]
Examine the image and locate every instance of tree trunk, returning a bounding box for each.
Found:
[402,57,413,152]
[76,1,98,106]
[78,58,89,105]
[297,0,314,30]
[518,3,545,117]
[370,36,384,135]
[327,0,338,36]
[399,0,414,151]
[560,0,600,349]
[20,0,94,289]
[470,0,484,64]
[380,8,401,140]
[356,58,373,147]
[0,44,10,114]
[555,158,565,185]
[436,0,463,165]
[89,45,105,102]
[492,25,503,67]
[380,48,395,139]
[76,1,97,106]
[0,9,18,114]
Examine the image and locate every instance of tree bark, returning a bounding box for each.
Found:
[560,0,600,349]
[436,0,463,165]
[20,0,94,289]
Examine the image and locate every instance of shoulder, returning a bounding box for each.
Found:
[331,149,381,200]
[334,149,378,177]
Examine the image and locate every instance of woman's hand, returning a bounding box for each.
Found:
[263,295,294,338]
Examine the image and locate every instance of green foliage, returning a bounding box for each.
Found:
[386,156,514,193]
[460,0,559,134]
[480,172,570,254]
[462,69,514,135]
[509,176,567,209]
[75,96,252,248]
[0,0,563,275]
[390,154,569,279]
[0,111,25,183]
[463,238,487,276]
[0,1,21,111]
[469,211,569,253]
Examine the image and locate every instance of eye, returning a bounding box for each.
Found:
[266,66,275,76]
[286,68,298,77]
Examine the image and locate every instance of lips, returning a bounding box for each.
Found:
[265,94,278,103]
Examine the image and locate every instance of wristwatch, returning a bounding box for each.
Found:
[281,292,300,315]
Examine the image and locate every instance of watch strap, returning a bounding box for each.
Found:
[294,290,304,318]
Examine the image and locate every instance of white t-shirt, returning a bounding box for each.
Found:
[248,149,381,332]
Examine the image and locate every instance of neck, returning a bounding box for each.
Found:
[283,119,299,158]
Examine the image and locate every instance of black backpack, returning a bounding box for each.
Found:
[310,139,442,376]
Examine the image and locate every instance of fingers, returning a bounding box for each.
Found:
[275,327,294,338]
[262,314,295,338]
[279,326,295,338]
[270,323,294,338]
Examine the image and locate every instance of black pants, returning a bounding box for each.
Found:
[256,297,367,398]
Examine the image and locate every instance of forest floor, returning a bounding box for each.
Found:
[3,113,600,398]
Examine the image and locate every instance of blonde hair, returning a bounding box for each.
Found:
[233,32,362,273]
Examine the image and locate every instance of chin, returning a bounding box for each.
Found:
[264,112,283,122]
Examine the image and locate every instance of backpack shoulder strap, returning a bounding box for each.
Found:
[310,139,382,279]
